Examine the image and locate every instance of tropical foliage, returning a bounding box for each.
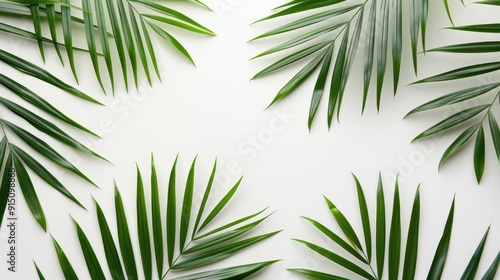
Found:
[250,0,431,129]
[289,174,500,279]
[0,0,214,92]
[0,0,213,232]
[407,1,500,183]
[0,51,106,232]
[35,156,279,279]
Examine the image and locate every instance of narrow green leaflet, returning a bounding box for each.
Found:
[461,227,490,280]
[443,0,454,25]
[1,120,97,185]
[171,261,279,280]
[106,0,128,89]
[267,49,328,108]
[376,175,386,279]
[325,195,363,250]
[253,41,331,79]
[289,269,350,280]
[429,42,500,53]
[254,0,347,23]
[129,4,152,86]
[192,159,217,237]
[0,73,98,136]
[73,219,107,280]
[13,155,45,231]
[392,0,402,94]
[94,0,114,90]
[184,215,270,254]
[482,252,500,280]
[376,0,390,109]
[302,216,366,263]
[34,262,46,280]
[29,4,44,61]
[309,44,334,129]
[439,124,481,169]
[406,84,500,116]
[114,184,138,280]
[488,112,500,162]
[402,187,420,280]
[51,237,79,280]
[61,0,77,81]
[427,197,455,280]
[0,98,107,161]
[198,177,242,231]
[0,151,13,228]
[151,155,163,279]
[167,156,178,266]
[0,49,101,104]
[363,0,377,112]
[293,239,375,280]
[448,23,500,33]
[180,157,196,251]
[194,208,269,240]
[388,182,401,280]
[413,105,489,141]
[136,167,152,279]
[250,5,360,41]
[174,231,281,269]
[45,4,63,62]
[354,174,372,261]
[414,62,500,84]
[252,23,345,59]
[473,125,486,183]
[328,26,349,127]
[82,0,104,91]
[117,0,138,87]
[9,145,84,208]
[95,200,125,280]
[148,22,194,65]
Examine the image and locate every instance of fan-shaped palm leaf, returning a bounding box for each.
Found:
[250,0,435,129]
[0,0,214,92]
[289,174,500,279]
[35,155,280,279]
[407,2,500,183]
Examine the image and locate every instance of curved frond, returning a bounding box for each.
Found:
[407,4,500,183]
[0,0,214,92]
[37,156,279,279]
[0,49,106,231]
[250,0,438,129]
[290,175,499,279]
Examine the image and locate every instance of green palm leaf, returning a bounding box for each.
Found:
[0,0,214,92]
[0,0,214,233]
[0,51,104,229]
[290,174,499,279]
[39,156,279,279]
[251,0,445,128]
[407,4,500,183]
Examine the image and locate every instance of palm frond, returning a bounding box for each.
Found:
[36,156,279,279]
[407,4,500,183]
[0,49,106,231]
[289,174,499,279]
[250,0,434,129]
[0,0,214,92]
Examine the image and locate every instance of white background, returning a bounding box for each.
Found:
[1,0,500,279]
